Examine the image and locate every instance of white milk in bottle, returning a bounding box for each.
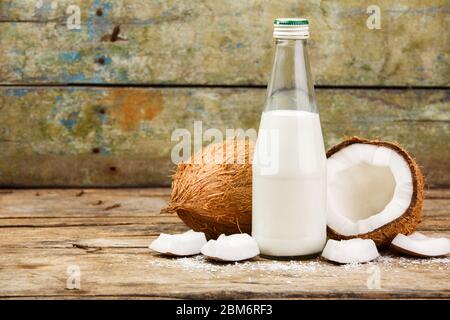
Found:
[252,19,327,257]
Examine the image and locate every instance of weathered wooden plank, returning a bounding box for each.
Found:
[0,87,448,187]
[1,213,446,237]
[426,189,450,199]
[0,189,448,251]
[8,190,450,222]
[1,237,449,299]
[0,208,444,250]
[0,0,449,86]
[0,188,448,299]
[0,188,170,218]
[0,188,447,218]
[0,217,187,249]
[0,247,449,299]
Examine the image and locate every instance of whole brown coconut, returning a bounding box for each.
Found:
[162,138,254,239]
[326,137,424,247]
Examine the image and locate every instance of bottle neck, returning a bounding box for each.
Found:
[265,38,317,113]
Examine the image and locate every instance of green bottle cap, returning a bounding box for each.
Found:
[273,18,310,39]
[274,18,309,26]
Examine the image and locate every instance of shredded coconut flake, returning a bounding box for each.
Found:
[149,255,320,273]
[148,253,450,274]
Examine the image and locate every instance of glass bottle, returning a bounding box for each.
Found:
[252,18,327,257]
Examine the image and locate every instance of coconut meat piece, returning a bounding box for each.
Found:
[201,233,260,262]
[149,230,207,256]
[327,144,414,236]
[391,232,450,257]
[321,238,380,264]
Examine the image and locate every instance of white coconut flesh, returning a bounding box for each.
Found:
[391,232,450,257]
[201,233,260,262]
[321,238,380,264]
[327,144,414,236]
[149,230,207,256]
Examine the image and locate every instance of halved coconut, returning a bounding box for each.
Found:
[201,233,260,262]
[327,137,424,247]
[321,238,380,264]
[391,232,450,257]
[149,230,207,256]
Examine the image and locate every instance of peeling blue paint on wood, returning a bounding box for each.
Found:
[0,0,448,86]
[6,88,30,97]
[59,52,82,62]
[59,112,79,130]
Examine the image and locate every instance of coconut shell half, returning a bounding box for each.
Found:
[326,136,424,247]
[162,138,253,239]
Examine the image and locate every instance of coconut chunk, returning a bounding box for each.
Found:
[321,238,380,264]
[391,232,450,257]
[149,230,207,256]
[326,137,424,247]
[201,233,260,262]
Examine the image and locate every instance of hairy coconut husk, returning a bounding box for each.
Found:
[162,138,254,239]
[326,136,424,248]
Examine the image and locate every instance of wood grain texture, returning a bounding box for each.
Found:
[0,87,448,187]
[0,188,448,299]
[0,0,448,86]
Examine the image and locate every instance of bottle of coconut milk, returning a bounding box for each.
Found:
[252,18,327,257]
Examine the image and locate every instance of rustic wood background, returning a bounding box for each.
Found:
[0,0,449,187]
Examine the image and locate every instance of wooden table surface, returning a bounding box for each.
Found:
[0,188,448,299]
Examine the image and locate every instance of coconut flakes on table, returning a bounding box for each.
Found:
[148,254,450,275]
[149,256,321,274]
[369,254,450,272]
